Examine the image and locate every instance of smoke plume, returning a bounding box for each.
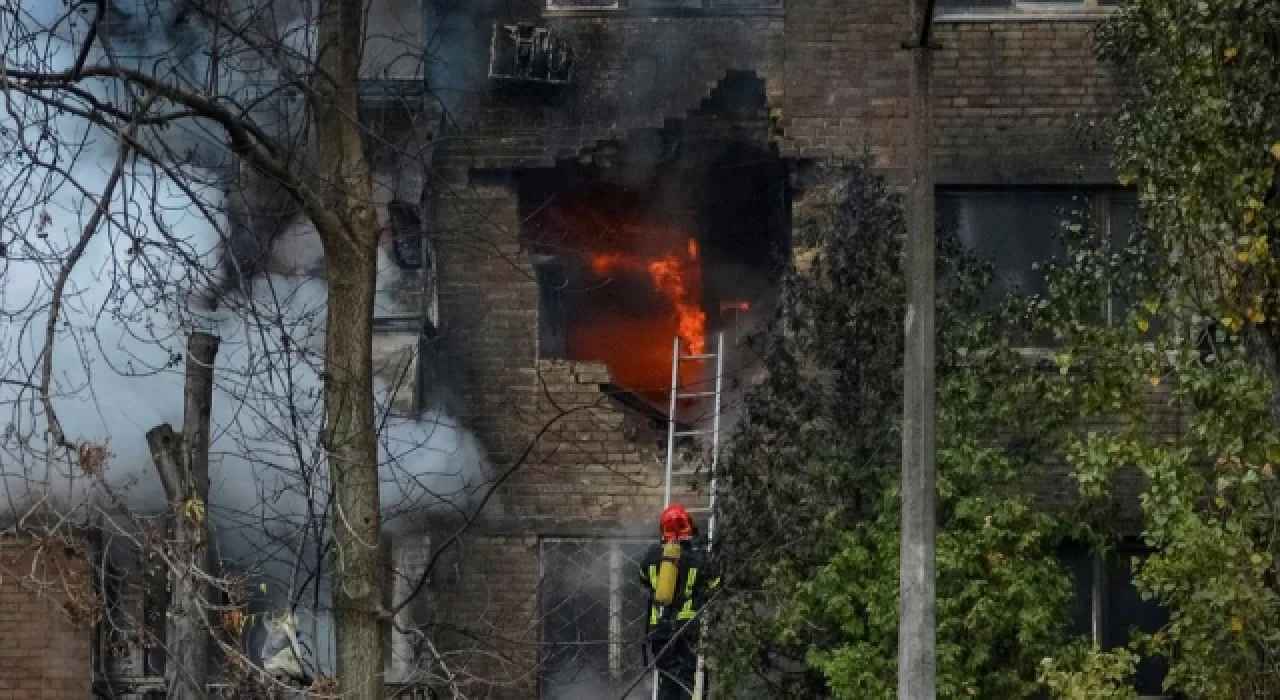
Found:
[1,0,489,676]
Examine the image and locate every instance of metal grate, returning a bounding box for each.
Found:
[540,539,654,699]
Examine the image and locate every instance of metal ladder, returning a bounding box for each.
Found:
[652,332,725,700]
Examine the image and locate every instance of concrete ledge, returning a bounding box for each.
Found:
[935,11,1111,22]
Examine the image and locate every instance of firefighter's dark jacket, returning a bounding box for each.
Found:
[638,540,720,632]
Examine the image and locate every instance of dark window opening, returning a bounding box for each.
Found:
[388,201,426,271]
[1056,541,1171,697]
[938,187,1147,338]
[1104,548,1170,696]
[517,124,789,412]
[1058,540,1096,640]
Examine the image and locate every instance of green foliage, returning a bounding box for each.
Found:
[1097,0,1280,337]
[708,3,1280,694]
[1038,643,1139,700]
[1036,2,1280,697]
[706,163,1083,699]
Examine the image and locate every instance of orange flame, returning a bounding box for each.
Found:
[532,197,708,404]
[646,248,706,356]
[587,243,706,357]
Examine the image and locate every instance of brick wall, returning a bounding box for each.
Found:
[779,0,910,169]
[429,535,542,699]
[933,19,1124,184]
[444,6,1126,180]
[426,6,1131,698]
[0,535,94,700]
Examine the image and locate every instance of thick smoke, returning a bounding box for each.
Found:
[1,0,489,676]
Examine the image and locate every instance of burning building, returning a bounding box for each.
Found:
[0,0,1165,698]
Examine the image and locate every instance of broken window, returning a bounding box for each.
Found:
[540,539,654,699]
[373,198,439,417]
[376,198,438,326]
[489,24,575,84]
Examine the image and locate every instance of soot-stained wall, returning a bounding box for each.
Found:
[425,4,1129,697]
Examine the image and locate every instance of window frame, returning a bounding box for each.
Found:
[538,537,654,695]
[1064,542,1174,700]
[937,186,1148,350]
[544,0,784,18]
[935,0,1117,21]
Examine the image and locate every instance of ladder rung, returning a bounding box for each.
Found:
[673,430,711,437]
[685,507,711,514]
[677,391,717,398]
[669,469,704,477]
[680,353,717,361]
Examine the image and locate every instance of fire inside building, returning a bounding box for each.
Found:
[0,0,1174,699]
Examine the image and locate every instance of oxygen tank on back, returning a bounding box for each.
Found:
[654,542,683,606]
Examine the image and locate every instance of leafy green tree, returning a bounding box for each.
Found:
[709,3,1280,697]
[1027,2,1280,697]
[706,163,1089,699]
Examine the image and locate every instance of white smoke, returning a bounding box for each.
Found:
[0,0,490,676]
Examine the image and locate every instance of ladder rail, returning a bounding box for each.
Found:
[654,332,724,700]
[706,332,725,548]
[662,335,681,509]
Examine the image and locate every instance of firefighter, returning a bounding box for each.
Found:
[640,504,719,700]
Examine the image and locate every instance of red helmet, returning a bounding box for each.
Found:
[659,504,694,542]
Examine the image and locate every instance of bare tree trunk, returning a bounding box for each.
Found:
[147,331,220,700]
[310,0,385,696]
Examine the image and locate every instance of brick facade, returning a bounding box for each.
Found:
[423,5,1130,698]
[0,3,1134,699]
[0,535,93,700]
[933,19,1123,183]
[424,2,1136,696]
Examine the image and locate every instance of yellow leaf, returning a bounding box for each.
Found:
[1215,495,1228,509]
[183,497,205,524]
[1119,170,1137,186]
[1245,209,1257,225]
[1137,318,1151,333]
[1149,375,1161,386]
[1224,46,1238,59]
[1252,553,1265,566]
[1142,299,1160,314]
[1238,251,1251,263]
[1231,616,1244,633]
[1152,631,1165,644]
[1272,141,1280,160]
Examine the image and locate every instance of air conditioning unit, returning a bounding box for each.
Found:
[488,23,574,84]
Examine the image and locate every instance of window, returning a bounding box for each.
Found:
[540,539,654,699]
[935,0,1118,16]
[1059,541,1171,697]
[374,200,438,417]
[545,0,782,14]
[938,187,1141,329]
